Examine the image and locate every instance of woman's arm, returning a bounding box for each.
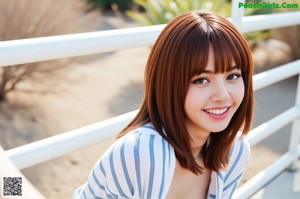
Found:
[0,146,46,199]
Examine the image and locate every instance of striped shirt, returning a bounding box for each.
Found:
[73,124,250,199]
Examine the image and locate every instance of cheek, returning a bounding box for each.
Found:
[184,87,200,114]
[184,89,194,112]
[235,82,245,105]
[184,87,207,108]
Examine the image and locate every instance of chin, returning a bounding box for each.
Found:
[207,124,230,133]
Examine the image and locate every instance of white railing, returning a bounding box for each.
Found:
[4,60,300,170]
[1,11,300,67]
[234,69,300,199]
[1,3,300,198]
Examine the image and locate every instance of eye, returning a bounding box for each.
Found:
[227,73,241,81]
[192,78,209,84]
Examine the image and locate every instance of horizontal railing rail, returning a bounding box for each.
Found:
[1,6,300,198]
[5,110,138,170]
[247,106,300,146]
[0,12,300,67]
[235,61,300,198]
[234,146,300,199]
[5,59,300,170]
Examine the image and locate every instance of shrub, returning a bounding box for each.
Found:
[127,0,271,49]
[85,0,134,11]
[0,0,93,101]
[127,0,231,25]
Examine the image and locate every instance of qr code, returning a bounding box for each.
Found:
[2,177,22,197]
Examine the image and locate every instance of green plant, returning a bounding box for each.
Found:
[85,0,134,11]
[127,0,272,49]
[127,0,231,25]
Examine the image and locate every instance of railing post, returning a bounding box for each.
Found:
[231,0,245,29]
[288,74,300,171]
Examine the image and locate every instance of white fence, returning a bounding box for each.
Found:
[1,12,300,67]
[1,1,300,198]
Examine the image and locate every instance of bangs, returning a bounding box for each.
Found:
[185,29,210,78]
[187,22,247,78]
[210,28,244,73]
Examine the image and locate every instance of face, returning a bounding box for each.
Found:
[184,47,245,140]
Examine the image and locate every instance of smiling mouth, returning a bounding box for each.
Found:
[203,107,231,115]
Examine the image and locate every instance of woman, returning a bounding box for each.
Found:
[74,10,253,199]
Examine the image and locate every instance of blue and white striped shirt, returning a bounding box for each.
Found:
[73,124,250,199]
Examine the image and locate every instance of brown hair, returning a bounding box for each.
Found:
[117,11,253,174]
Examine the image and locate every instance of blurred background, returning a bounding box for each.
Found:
[0,0,299,198]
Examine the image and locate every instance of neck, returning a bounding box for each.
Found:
[185,120,211,157]
[187,128,211,157]
[191,137,209,158]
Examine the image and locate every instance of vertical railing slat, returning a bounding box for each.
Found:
[231,0,245,28]
[288,74,300,171]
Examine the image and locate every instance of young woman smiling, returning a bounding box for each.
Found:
[74,10,253,199]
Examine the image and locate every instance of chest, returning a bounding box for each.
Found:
[166,160,212,199]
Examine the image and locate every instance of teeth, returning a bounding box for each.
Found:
[204,108,228,115]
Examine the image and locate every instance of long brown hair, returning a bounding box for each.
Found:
[117,11,253,174]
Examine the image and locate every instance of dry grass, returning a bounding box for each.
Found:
[0,0,93,40]
[0,0,98,100]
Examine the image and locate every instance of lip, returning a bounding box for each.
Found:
[203,106,231,120]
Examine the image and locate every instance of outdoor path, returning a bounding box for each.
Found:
[250,160,300,199]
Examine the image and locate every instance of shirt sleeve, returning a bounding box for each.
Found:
[222,137,251,199]
[73,129,175,199]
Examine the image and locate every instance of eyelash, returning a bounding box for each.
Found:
[192,78,209,84]
[227,73,242,80]
[192,73,242,84]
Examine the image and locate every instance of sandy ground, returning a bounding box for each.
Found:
[0,12,298,199]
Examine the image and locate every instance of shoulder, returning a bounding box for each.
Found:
[100,124,175,172]
[113,124,170,154]
[214,135,250,199]
[75,124,175,199]
[230,133,251,163]
[100,124,175,198]
[223,133,250,180]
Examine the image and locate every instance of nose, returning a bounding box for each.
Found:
[210,79,230,102]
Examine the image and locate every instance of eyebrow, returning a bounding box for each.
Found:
[202,66,238,74]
